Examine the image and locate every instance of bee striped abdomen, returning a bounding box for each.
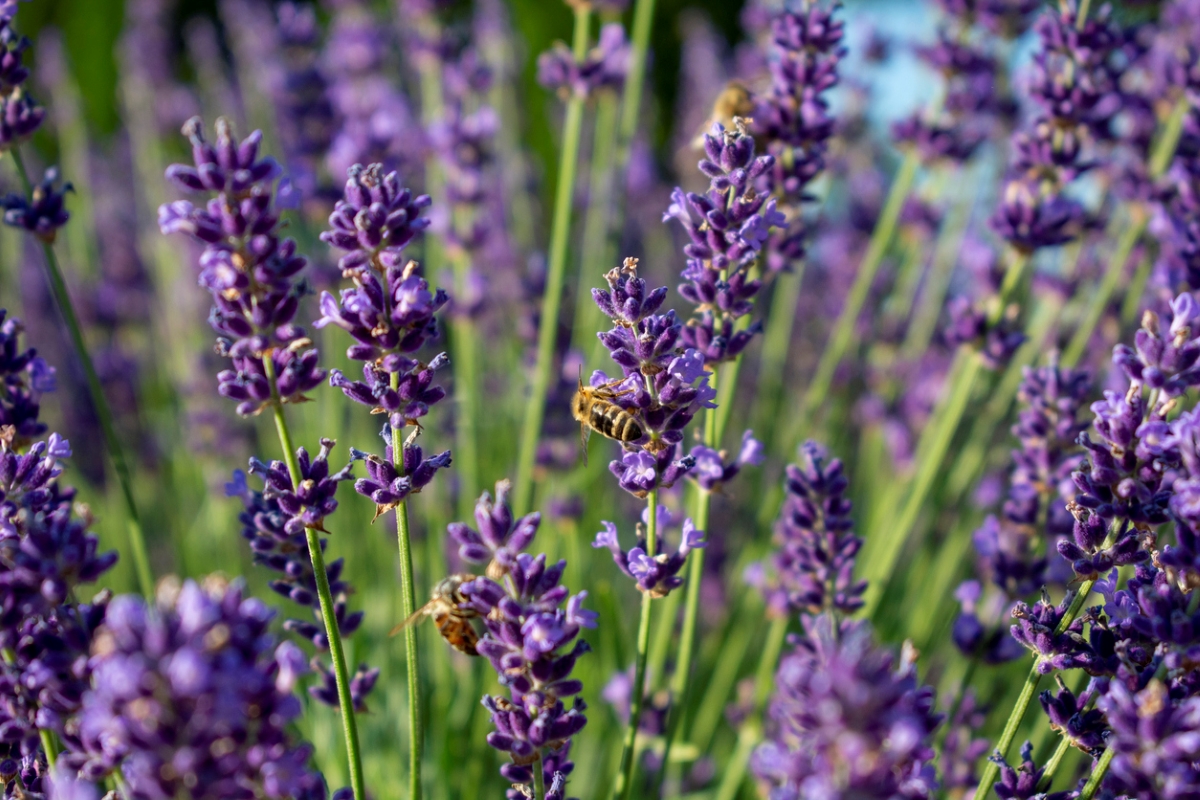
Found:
[591,401,642,443]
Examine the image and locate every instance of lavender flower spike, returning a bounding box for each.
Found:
[76,580,328,800]
[593,506,707,598]
[451,484,594,798]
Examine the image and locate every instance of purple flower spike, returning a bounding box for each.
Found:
[449,479,540,579]
[320,163,431,276]
[689,430,765,492]
[751,441,865,618]
[593,509,705,598]
[447,485,592,798]
[160,116,326,415]
[751,615,940,799]
[247,438,353,535]
[75,581,327,800]
[1099,679,1200,800]
[2,167,71,244]
[0,11,42,152]
[537,22,629,99]
[0,311,54,447]
[990,741,1076,800]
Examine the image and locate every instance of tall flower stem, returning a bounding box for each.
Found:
[533,756,546,800]
[571,90,621,361]
[711,615,789,800]
[415,15,480,521]
[860,250,1031,618]
[9,146,155,599]
[1061,95,1188,367]
[613,487,658,800]
[798,149,920,430]
[751,266,806,439]
[391,375,424,800]
[1037,733,1074,792]
[263,361,365,800]
[969,579,1096,800]
[658,364,730,787]
[513,4,592,516]
[1078,747,1115,800]
[612,0,656,217]
[38,729,57,768]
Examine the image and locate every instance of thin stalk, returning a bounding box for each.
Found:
[1063,94,1188,364]
[799,149,919,428]
[613,488,659,800]
[513,4,592,516]
[1037,734,1073,792]
[711,615,788,800]
[264,366,365,800]
[900,172,973,360]
[39,729,58,768]
[751,265,805,438]
[935,659,979,752]
[970,579,1095,800]
[614,0,656,199]
[571,90,621,359]
[659,360,729,788]
[391,376,424,800]
[534,756,547,800]
[1078,747,1114,800]
[1061,214,1144,368]
[10,147,154,599]
[861,353,984,617]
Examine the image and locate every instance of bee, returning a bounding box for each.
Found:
[692,81,757,149]
[571,375,643,465]
[390,573,481,656]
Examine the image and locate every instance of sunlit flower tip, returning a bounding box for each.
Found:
[449,480,541,577]
[247,439,353,535]
[321,163,431,274]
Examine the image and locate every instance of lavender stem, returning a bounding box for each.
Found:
[10,146,155,599]
[513,3,592,516]
[38,728,57,768]
[751,266,806,438]
[571,91,620,363]
[1036,732,1073,792]
[613,487,658,800]
[533,756,546,800]
[390,367,424,800]
[1078,745,1114,800]
[264,361,366,800]
[799,149,920,429]
[969,579,1096,800]
[711,615,788,800]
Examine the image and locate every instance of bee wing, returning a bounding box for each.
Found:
[580,422,591,467]
[389,602,431,637]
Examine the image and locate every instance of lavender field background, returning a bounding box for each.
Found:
[3,0,1199,799]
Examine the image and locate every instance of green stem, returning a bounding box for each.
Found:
[1061,214,1144,368]
[970,580,1095,800]
[799,149,919,427]
[513,4,592,516]
[390,373,424,800]
[571,90,621,359]
[1078,747,1115,800]
[613,488,658,800]
[900,172,973,360]
[614,0,656,197]
[533,755,546,800]
[1037,734,1073,792]
[935,659,979,752]
[861,353,984,618]
[751,265,805,439]
[39,729,58,768]
[712,616,788,800]
[10,147,154,599]
[449,315,481,521]
[264,364,365,800]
